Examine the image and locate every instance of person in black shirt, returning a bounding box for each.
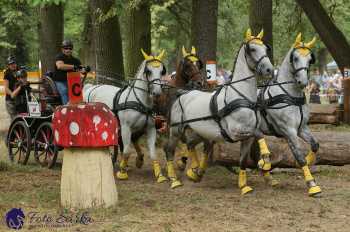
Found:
[3,56,19,120]
[12,68,31,114]
[53,40,82,104]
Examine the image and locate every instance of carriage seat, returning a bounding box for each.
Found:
[39,73,63,109]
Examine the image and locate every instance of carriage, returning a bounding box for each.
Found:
[6,74,62,168]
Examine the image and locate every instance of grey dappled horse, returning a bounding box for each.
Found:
[257,33,321,197]
[163,29,274,194]
[83,50,168,183]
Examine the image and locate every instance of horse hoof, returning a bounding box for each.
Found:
[170,179,183,189]
[186,169,201,182]
[258,159,271,171]
[157,175,168,183]
[241,186,253,195]
[116,171,128,180]
[135,156,144,169]
[309,186,322,197]
[271,179,280,187]
[176,159,186,171]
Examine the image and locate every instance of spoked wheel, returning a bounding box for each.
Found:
[7,121,32,165]
[33,122,58,169]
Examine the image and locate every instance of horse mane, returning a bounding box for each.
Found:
[230,43,245,78]
[133,60,147,82]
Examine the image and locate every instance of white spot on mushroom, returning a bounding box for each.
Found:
[52,114,55,120]
[102,131,108,141]
[104,122,108,126]
[112,135,115,140]
[69,141,73,145]
[109,120,112,124]
[70,110,74,113]
[103,107,108,112]
[93,115,101,126]
[69,122,80,135]
[78,105,86,109]
[54,130,59,142]
[58,120,61,124]
[61,108,67,115]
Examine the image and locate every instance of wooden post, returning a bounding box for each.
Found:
[343,78,350,124]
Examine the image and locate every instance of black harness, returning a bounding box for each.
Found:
[170,40,269,143]
[258,47,314,136]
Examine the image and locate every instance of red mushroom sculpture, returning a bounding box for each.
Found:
[53,102,118,209]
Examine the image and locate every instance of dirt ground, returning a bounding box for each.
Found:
[1,96,350,232]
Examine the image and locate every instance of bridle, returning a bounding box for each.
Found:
[244,39,270,75]
[289,46,315,78]
[181,55,203,87]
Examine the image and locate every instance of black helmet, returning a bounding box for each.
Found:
[7,56,16,65]
[61,39,73,49]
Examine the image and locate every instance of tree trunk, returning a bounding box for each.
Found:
[125,1,151,79]
[249,0,273,61]
[80,3,95,71]
[214,132,350,169]
[191,0,218,80]
[38,3,64,76]
[295,0,350,72]
[90,0,124,85]
[317,47,328,74]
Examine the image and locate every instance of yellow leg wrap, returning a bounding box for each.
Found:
[258,138,270,155]
[186,150,201,182]
[153,161,168,183]
[263,171,279,186]
[175,143,188,170]
[305,150,316,166]
[308,185,322,197]
[238,170,253,195]
[302,166,314,182]
[257,138,271,171]
[116,157,129,180]
[199,153,208,171]
[167,161,183,189]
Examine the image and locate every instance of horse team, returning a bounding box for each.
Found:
[83,28,321,197]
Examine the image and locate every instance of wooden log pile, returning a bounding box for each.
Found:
[214,132,350,168]
[308,103,341,125]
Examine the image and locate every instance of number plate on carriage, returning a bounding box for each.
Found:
[28,102,41,117]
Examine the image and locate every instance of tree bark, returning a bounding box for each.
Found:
[38,3,64,76]
[191,0,218,80]
[80,3,95,71]
[295,0,350,72]
[214,132,350,168]
[249,0,273,61]
[90,0,124,85]
[125,1,151,79]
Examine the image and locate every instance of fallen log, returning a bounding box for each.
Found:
[214,131,350,169]
[308,103,340,125]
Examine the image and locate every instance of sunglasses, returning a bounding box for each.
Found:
[63,47,73,50]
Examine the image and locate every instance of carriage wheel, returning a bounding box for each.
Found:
[7,121,32,165]
[33,122,58,169]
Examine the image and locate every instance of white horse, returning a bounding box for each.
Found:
[163,29,274,194]
[83,50,168,183]
[257,33,321,197]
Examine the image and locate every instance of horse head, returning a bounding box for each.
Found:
[244,28,273,77]
[174,46,204,89]
[141,49,166,96]
[289,33,316,89]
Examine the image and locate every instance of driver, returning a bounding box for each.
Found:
[3,56,19,120]
[53,39,83,104]
[12,67,31,114]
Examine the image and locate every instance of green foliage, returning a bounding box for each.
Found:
[27,0,66,7]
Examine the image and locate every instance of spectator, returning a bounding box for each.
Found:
[308,80,321,104]
[3,56,19,120]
